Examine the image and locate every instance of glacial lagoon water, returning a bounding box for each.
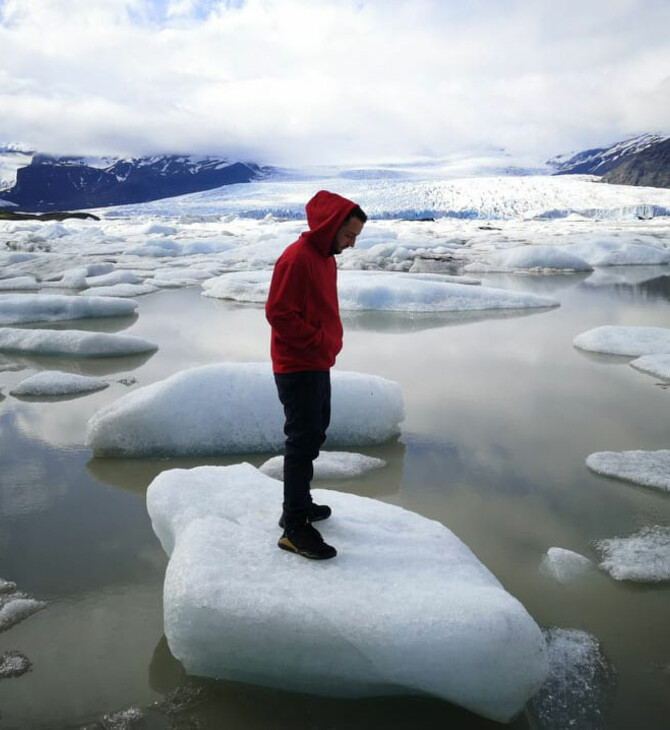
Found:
[1,270,669,729]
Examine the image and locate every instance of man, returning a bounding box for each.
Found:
[265,190,367,560]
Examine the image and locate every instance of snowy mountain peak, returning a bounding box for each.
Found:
[548,133,669,176]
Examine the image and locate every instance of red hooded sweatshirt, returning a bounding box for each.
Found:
[265,190,357,374]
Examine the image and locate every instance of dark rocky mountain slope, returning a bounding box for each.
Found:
[602,138,670,188]
[0,154,264,212]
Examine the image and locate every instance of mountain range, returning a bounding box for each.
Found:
[0,152,264,212]
[1,133,669,213]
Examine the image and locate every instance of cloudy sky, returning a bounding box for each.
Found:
[1,0,669,165]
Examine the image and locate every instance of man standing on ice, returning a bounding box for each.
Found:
[266,190,367,560]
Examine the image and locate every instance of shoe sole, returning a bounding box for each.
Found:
[278,536,337,560]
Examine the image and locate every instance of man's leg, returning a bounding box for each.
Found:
[274,370,336,559]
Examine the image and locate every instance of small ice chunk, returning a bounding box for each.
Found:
[586,450,670,493]
[527,628,614,730]
[0,276,39,291]
[630,354,670,380]
[79,283,158,298]
[147,463,548,722]
[0,328,158,358]
[0,597,46,631]
[465,246,592,273]
[140,222,177,235]
[85,270,143,287]
[10,371,109,397]
[573,325,670,357]
[0,651,32,679]
[596,526,670,582]
[0,294,137,325]
[259,451,386,480]
[540,547,595,584]
[101,707,145,730]
[87,363,404,457]
[0,578,17,594]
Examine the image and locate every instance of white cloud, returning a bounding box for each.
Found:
[0,0,669,164]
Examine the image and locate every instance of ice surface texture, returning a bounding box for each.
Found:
[587,450,670,493]
[87,363,405,457]
[0,327,157,357]
[259,451,386,480]
[0,294,137,325]
[573,325,670,357]
[146,463,548,722]
[203,270,559,312]
[464,245,593,273]
[596,527,670,582]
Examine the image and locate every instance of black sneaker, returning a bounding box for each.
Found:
[278,503,331,529]
[278,522,337,560]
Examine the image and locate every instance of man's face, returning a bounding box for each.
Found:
[333,217,364,255]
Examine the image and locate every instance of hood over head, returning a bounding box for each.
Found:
[303,190,358,256]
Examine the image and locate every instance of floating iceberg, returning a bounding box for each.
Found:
[630,354,670,380]
[0,294,137,325]
[79,283,158,298]
[464,246,592,273]
[586,450,670,493]
[596,526,670,582]
[10,370,109,397]
[566,239,670,266]
[146,463,548,722]
[0,327,157,358]
[0,276,39,291]
[540,548,595,585]
[573,325,670,357]
[203,270,559,312]
[87,363,404,457]
[260,451,386,480]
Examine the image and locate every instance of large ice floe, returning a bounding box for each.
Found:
[10,370,109,397]
[586,450,670,493]
[0,293,137,325]
[146,463,548,722]
[573,325,670,357]
[87,363,404,457]
[259,451,386,480]
[463,245,593,274]
[202,270,559,312]
[595,526,670,582]
[0,328,157,357]
[565,238,670,266]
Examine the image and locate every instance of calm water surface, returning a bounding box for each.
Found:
[1,269,669,729]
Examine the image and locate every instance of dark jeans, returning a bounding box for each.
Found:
[274,370,331,528]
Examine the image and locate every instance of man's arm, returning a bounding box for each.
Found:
[265,256,324,351]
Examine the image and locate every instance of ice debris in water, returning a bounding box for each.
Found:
[0,276,39,291]
[0,579,46,632]
[0,293,137,325]
[586,450,670,493]
[0,327,158,357]
[540,547,596,585]
[10,370,109,397]
[573,325,670,357]
[79,283,158,298]
[630,354,670,381]
[259,451,386,480]
[146,463,548,723]
[0,650,32,680]
[87,363,404,457]
[595,526,670,582]
[202,270,560,312]
[527,628,615,730]
[565,238,670,266]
